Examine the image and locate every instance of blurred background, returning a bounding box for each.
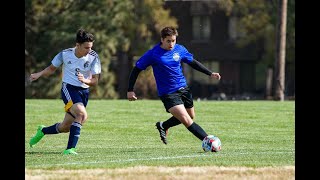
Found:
[25,0,295,101]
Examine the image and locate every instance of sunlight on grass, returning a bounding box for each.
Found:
[25,100,294,169]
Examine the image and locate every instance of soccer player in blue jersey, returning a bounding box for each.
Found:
[28,28,101,155]
[127,26,221,145]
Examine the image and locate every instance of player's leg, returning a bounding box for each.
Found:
[62,83,89,155]
[181,86,195,120]
[178,87,207,141]
[169,105,207,141]
[186,108,195,119]
[57,112,75,133]
[63,102,87,155]
[156,91,183,144]
[158,107,194,139]
[160,116,181,131]
[29,107,73,148]
[160,87,195,131]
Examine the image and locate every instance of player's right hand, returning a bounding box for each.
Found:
[127,91,138,101]
[29,73,40,82]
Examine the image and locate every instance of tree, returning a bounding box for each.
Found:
[25,0,177,99]
[274,0,288,101]
[219,0,294,99]
[114,0,177,99]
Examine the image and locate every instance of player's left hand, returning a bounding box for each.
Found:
[77,72,85,83]
[211,72,221,80]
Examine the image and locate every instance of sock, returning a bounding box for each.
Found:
[42,123,60,134]
[162,116,181,130]
[187,122,208,141]
[66,122,82,149]
[162,116,181,129]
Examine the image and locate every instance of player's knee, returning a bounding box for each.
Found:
[79,112,88,121]
[180,116,193,127]
[75,111,88,124]
[81,115,88,124]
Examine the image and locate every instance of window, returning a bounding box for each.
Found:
[228,17,245,40]
[228,17,237,40]
[192,16,211,41]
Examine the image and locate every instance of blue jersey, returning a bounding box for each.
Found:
[136,43,194,96]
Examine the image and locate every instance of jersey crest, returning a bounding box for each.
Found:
[84,61,89,68]
[173,53,180,61]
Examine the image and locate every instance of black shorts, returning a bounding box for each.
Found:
[160,86,194,113]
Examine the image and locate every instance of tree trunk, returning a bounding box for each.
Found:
[265,67,273,100]
[117,51,130,99]
[274,0,287,101]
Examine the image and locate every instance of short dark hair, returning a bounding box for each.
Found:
[76,28,94,44]
[160,26,178,39]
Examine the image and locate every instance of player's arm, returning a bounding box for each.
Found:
[78,73,100,86]
[29,64,57,82]
[188,59,221,80]
[127,66,143,101]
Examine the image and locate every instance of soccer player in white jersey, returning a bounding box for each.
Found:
[127,26,221,145]
[29,28,101,155]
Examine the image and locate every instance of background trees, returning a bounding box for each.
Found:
[220,0,295,99]
[25,0,177,99]
[25,0,295,100]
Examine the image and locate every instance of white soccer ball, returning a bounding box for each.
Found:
[202,135,222,152]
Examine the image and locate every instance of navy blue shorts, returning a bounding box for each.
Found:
[61,82,89,112]
[160,86,194,113]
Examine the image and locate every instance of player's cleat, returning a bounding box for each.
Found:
[63,148,78,155]
[155,122,168,144]
[29,125,45,148]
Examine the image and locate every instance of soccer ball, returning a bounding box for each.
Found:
[202,135,222,152]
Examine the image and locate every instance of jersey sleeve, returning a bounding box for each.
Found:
[180,45,194,64]
[91,56,102,75]
[135,49,153,70]
[51,52,63,67]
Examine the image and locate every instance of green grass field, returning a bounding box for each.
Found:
[25,99,295,179]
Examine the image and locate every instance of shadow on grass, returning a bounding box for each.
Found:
[25,151,62,155]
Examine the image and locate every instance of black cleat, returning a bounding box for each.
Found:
[155,122,168,144]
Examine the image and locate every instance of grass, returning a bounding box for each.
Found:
[25,99,295,178]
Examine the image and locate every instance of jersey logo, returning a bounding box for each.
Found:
[173,53,180,61]
[75,68,80,76]
[84,61,89,68]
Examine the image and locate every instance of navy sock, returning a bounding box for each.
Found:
[66,122,82,149]
[162,116,181,130]
[187,122,208,141]
[42,123,60,134]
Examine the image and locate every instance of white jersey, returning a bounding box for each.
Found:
[51,48,101,88]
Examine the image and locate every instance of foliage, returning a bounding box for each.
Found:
[134,67,158,99]
[25,0,177,99]
[225,0,295,67]
[25,0,295,99]
[112,0,177,99]
[217,0,295,96]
